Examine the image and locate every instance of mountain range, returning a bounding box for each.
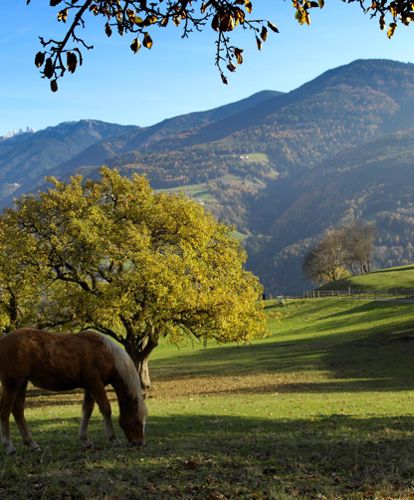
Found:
[1,58,414,294]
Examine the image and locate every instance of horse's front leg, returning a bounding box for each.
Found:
[79,391,95,449]
[90,381,119,446]
[0,380,19,454]
[12,380,40,452]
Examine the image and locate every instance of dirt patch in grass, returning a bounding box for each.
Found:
[24,371,325,408]
[150,372,326,399]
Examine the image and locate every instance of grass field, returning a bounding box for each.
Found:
[239,153,270,165]
[3,298,414,498]
[321,264,414,291]
[158,182,218,205]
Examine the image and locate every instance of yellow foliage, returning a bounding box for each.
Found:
[2,168,266,360]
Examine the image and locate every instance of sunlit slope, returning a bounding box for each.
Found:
[320,264,414,291]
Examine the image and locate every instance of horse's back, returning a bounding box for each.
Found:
[0,328,115,391]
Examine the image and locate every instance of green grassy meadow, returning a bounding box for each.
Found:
[321,264,414,291]
[3,298,414,498]
[158,181,218,205]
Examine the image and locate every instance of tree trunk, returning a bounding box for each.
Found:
[138,356,151,391]
[7,293,18,332]
[124,333,158,393]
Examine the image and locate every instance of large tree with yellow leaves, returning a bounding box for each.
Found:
[2,168,265,388]
[29,0,409,91]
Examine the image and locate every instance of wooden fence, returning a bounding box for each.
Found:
[302,289,414,300]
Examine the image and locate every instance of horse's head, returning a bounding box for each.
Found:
[119,397,147,446]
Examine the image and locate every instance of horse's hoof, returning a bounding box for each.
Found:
[110,438,121,447]
[26,442,40,452]
[31,445,41,452]
[128,440,145,447]
[81,440,93,450]
[6,446,16,455]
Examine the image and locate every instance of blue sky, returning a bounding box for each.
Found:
[1,2,414,136]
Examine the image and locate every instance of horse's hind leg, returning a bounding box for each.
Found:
[12,380,39,451]
[0,380,19,454]
[89,381,118,445]
[79,390,95,449]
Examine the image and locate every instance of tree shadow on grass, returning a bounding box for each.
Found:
[322,300,413,320]
[24,388,118,409]
[5,414,414,498]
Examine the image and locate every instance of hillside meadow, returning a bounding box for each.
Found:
[321,264,414,292]
[2,298,414,498]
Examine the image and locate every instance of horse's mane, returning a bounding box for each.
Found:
[85,331,146,418]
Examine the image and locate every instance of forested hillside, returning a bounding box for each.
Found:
[247,128,414,293]
[2,59,414,294]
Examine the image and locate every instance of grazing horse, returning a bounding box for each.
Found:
[0,328,147,454]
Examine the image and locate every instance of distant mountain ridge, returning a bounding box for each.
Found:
[2,59,414,294]
[0,120,138,199]
[51,90,283,181]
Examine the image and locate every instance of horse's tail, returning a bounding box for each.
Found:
[89,331,147,419]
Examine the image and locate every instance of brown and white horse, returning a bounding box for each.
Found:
[0,328,147,454]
